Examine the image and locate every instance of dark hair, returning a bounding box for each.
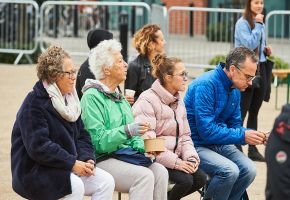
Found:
[225,47,258,70]
[151,54,181,85]
[243,0,255,29]
[133,24,161,56]
[87,28,113,49]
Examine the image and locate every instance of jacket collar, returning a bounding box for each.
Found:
[151,79,180,107]
[33,80,49,98]
[137,54,151,68]
[216,62,234,92]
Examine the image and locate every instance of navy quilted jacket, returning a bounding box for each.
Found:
[11,81,95,200]
[184,63,246,146]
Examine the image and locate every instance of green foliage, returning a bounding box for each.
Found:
[209,55,226,65]
[206,22,232,42]
[205,55,226,72]
[268,55,289,69]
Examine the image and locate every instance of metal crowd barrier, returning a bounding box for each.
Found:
[166,6,243,68]
[0,0,289,68]
[39,1,151,62]
[0,0,39,64]
[266,10,290,65]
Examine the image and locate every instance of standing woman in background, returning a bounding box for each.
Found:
[125,24,166,104]
[234,0,272,161]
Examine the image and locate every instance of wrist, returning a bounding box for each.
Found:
[125,125,132,138]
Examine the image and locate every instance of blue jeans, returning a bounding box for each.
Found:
[196,145,256,200]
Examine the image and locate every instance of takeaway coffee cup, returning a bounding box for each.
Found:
[125,89,136,97]
[144,138,165,153]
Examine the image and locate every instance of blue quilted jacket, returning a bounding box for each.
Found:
[184,63,246,146]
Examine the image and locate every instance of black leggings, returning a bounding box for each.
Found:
[240,62,267,130]
[167,168,207,200]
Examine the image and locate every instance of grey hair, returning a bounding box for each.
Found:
[225,46,258,70]
[89,39,122,80]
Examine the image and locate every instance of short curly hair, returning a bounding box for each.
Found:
[36,46,70,84]
[133,24,161,56]
[89,39,122,80]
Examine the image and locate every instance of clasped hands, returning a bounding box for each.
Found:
[245,130,269,146]
[176,159,199,174]
[72,159,95,177]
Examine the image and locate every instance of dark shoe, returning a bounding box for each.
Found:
[235,144,243,152]
[248,146,265,162]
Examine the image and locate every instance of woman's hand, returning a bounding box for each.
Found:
[176,160,196,174]
[125,95,135,105]
[126,122,151,136]
[255,14,264,24]
[264,46,272,56]
[72,160,95,177]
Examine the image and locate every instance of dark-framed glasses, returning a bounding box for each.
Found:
[235,66,255,81]
[58,69,77,79]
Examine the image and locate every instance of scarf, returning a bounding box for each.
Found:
[43,81,81,122]
[82,79,124,102]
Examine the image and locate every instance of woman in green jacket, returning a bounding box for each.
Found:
[80,39,168,200]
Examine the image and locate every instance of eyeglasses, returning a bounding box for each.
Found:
[58,69,77,79]
[235,66,255,81]
[172,71,188,79]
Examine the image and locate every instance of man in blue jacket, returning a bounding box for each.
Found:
[184,47,267,200]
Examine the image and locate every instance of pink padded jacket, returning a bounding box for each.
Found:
[132,80,200,169]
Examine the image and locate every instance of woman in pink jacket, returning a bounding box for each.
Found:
[132,54,207,200]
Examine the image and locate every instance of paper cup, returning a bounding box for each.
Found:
[144,138,165,153]
[125,89,136,97]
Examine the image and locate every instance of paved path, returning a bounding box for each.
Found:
[0,64,287,200]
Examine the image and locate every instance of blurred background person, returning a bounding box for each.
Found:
[76,28,113,99]
[234,0,272,161]
[80,39,168,200]
[11,46,115,200]
[265,104,290,200]
[133,54,207,200]
[125,24,166,104]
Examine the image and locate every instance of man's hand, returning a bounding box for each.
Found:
[245,130,266,145]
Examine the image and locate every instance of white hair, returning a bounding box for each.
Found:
[89,39,122,80]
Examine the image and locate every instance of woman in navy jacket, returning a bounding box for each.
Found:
[11,46,114,200]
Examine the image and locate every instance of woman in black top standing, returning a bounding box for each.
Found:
[125,24,166,104]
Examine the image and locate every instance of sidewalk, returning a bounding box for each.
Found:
[0,64,286,200]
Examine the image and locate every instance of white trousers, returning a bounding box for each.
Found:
[96,158,168,200]
[62,167,115,200]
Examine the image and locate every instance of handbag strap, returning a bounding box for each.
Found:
[172,110,180,153]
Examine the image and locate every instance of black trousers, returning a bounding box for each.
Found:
[240,62,267,130]
[167,168,207,200]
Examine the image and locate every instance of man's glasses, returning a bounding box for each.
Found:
[58,69,77,79]
[172,71,188,79]
[235,66,255,81]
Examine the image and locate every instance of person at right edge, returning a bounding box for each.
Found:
[234,0,272,161]
[265,104,290,200]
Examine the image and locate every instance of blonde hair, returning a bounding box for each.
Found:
[133,24,161,56]
[36,46,70,84]
[89,39,122,80]
[151,54,181,85]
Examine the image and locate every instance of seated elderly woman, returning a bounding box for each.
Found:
[80,39,168,200]
[11,46,115,200]
[132,54,207,200]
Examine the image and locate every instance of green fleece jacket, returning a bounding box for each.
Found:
[81,81,145,160]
